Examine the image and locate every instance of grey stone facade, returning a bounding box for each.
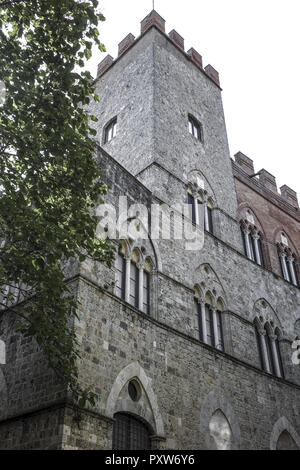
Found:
[0,10,299,450]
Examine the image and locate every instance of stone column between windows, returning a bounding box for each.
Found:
[211,307,220,350]
[258,329,271,373]
[192,191,200,225]
[200,301,207,343]
[203,194,209,232]
[138,264,144,311]
[243,227,253,260]
[287,256,297,286]
[253,233,262,266]
[279,252,290,282]
[125,257,131,303]
[269,333,281,377]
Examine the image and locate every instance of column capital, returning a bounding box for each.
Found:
[268,333,277,342]
[191,189,199,199]
[242,224,251,235]
[202,192,208,204]
[256,324,266,336]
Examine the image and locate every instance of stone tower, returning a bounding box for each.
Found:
[0,10,299,450]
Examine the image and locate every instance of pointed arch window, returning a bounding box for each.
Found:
[114,245,152,315]
[255,321,284,378]
[278,243,298,286]
[195,294,224,352]
[240,222,264,267]
[188,192,214,234]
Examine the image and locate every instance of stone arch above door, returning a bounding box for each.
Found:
[105,362,164,437]
[270,417,300,450]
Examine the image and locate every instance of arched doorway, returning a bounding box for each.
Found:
[209,409,232,450]
[112,412,152,450]
[276,431,299,450]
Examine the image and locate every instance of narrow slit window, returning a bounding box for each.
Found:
[143,270,150,315]
[216,311,224,351]
[205,304,213,346]
[188,193,195,222]
[115,251,126,300]
[206,207,213,234]
[129,262,139,308]
[195,299,203,341]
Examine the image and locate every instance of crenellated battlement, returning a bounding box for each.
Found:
[96,10,220,87]
[118,33,135,57]
[233,151,299,210]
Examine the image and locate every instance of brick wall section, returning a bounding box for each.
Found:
[234,152,255,175]
[204,64,220,87]
[141,10,166,35]
[232,160,300,221]
[259,169,278,193]
[97,55,114,78]
[187,48,203,69]
[281,185,299,209]
[233,161,300,280]
[118,33,135,57]
[168,30,185,50]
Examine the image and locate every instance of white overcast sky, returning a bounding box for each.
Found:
[86,0,300,199]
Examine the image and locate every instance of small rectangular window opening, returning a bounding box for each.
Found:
[188,115,202,142]
[104,118,117,143]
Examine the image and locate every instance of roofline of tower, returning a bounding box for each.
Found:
[93,23,222,90]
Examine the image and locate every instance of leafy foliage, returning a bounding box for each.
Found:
[0,0,114,406]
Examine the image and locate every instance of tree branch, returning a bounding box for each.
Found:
[0,0,27,6]
[0,300,34,326]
